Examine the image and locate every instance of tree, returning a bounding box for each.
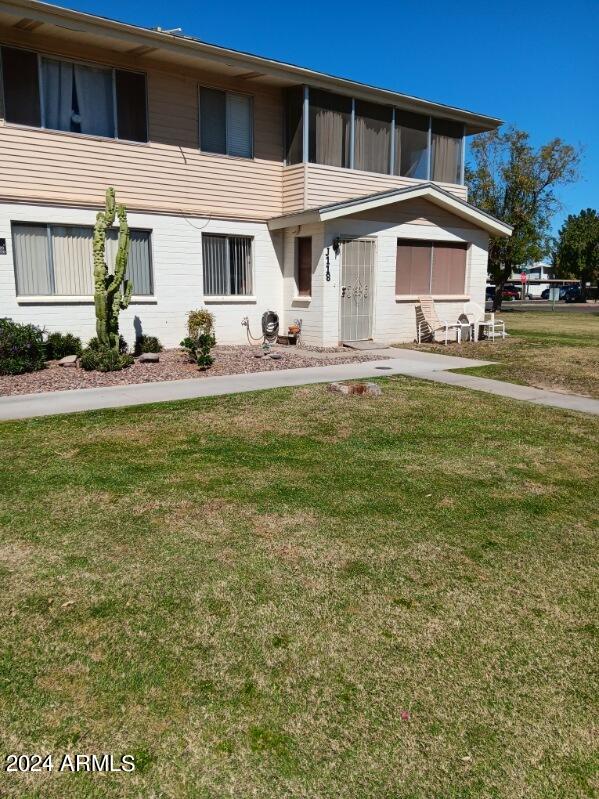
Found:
[553,209,599,298]
[466,128,580,309]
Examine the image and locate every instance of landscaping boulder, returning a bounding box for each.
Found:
[328,382,382,397]
[58,354,79,368]
[139,352,159,363]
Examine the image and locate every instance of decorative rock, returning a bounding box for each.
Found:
[58,354,79,368]
[139,352,159,363]
[269,352,282,360]
[328,381,382,397]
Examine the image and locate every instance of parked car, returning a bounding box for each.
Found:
[564,286,584,303]
[485,285,495,311]
[540,286,570,301]
[502,285,520,300]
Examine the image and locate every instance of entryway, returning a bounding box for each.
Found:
[339,238,375,342]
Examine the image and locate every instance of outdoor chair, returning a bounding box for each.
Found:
[462,301,506,342]
[416,296,465,344]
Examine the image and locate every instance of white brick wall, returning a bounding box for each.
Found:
[0,202,284,347]
[0,200,489,350]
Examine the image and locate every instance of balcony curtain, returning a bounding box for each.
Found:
[354,101,391,174]
[432,119,463,184]
[309,90,351,168]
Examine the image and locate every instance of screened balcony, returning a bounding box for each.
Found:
[285,86,465,186]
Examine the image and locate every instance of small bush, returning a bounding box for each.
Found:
[134,335,162,356]
[45,332,82,361]
[79,348,134,372]
[181,333,216,370]
[0,318,46,375]
[87,335,129,354]
[187,309,215,339]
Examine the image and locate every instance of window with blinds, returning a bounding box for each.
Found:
[12,223,153,296]
[396,240,467,296]
[202,234,253,296]
[199,87,253,158]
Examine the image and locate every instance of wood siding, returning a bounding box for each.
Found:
[0,26,470,222]
[304,162,468,206]
[0,26,285,220]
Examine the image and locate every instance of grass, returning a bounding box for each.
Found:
[400,309,599,398]
[0,379,598,797]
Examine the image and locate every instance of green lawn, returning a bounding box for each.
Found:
[400,309,599,398]
[1,380,597,797]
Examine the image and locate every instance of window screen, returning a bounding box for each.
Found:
[116,70,148,142]
[432,118,463,184]
[309,89,351,168]
[354,100,392,174]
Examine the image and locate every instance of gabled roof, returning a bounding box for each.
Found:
[268,183,512,237]
[0,0,502,134]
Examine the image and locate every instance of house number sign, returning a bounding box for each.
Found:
[0,239,6,255]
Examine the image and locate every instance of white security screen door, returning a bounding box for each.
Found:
[340,238,375,341]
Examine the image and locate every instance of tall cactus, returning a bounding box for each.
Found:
[93,187,132,350]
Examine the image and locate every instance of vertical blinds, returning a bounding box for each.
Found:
[396,240,467,295]
[12,223,153,296]
[202,234,253,296]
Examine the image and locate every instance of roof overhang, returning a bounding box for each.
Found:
[268,183,513,237]
[0,0,502,134]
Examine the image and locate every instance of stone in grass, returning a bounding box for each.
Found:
[328,381,382,397]
[139,352,160,363]
[58,354,78,368]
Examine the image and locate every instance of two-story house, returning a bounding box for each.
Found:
[0,0,511,348]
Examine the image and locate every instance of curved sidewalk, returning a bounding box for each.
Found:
[0,348,597,420]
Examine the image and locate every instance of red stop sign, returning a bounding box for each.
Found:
[520,272,527,283]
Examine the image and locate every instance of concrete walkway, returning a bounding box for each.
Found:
[0,347,597,420]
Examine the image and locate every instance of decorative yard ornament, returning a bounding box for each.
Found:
[93,187,132,351]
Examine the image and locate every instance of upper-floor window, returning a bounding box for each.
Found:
[285,86,465,184]
[199,87,253,158]
[12,223,153,297]
[0,46,148,142]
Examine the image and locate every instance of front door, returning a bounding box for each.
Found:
[339,238,375,341]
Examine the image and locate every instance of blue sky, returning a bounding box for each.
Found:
[54,0,598,234]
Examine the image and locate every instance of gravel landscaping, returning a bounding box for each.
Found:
[0,345,384,396]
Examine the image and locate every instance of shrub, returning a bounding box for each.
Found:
[87,334,129,354]
[187,309,214,339]
[0,318,46,375]
[134,335,162,356]
[45,332,82,361]
[181,333,216,370]
[79,348,134,372]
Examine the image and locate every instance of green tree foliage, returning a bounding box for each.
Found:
[466,128,579,308]
[553,209,599,297]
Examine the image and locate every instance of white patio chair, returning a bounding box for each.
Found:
[463,301,506,342]
[417,296,464,344]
